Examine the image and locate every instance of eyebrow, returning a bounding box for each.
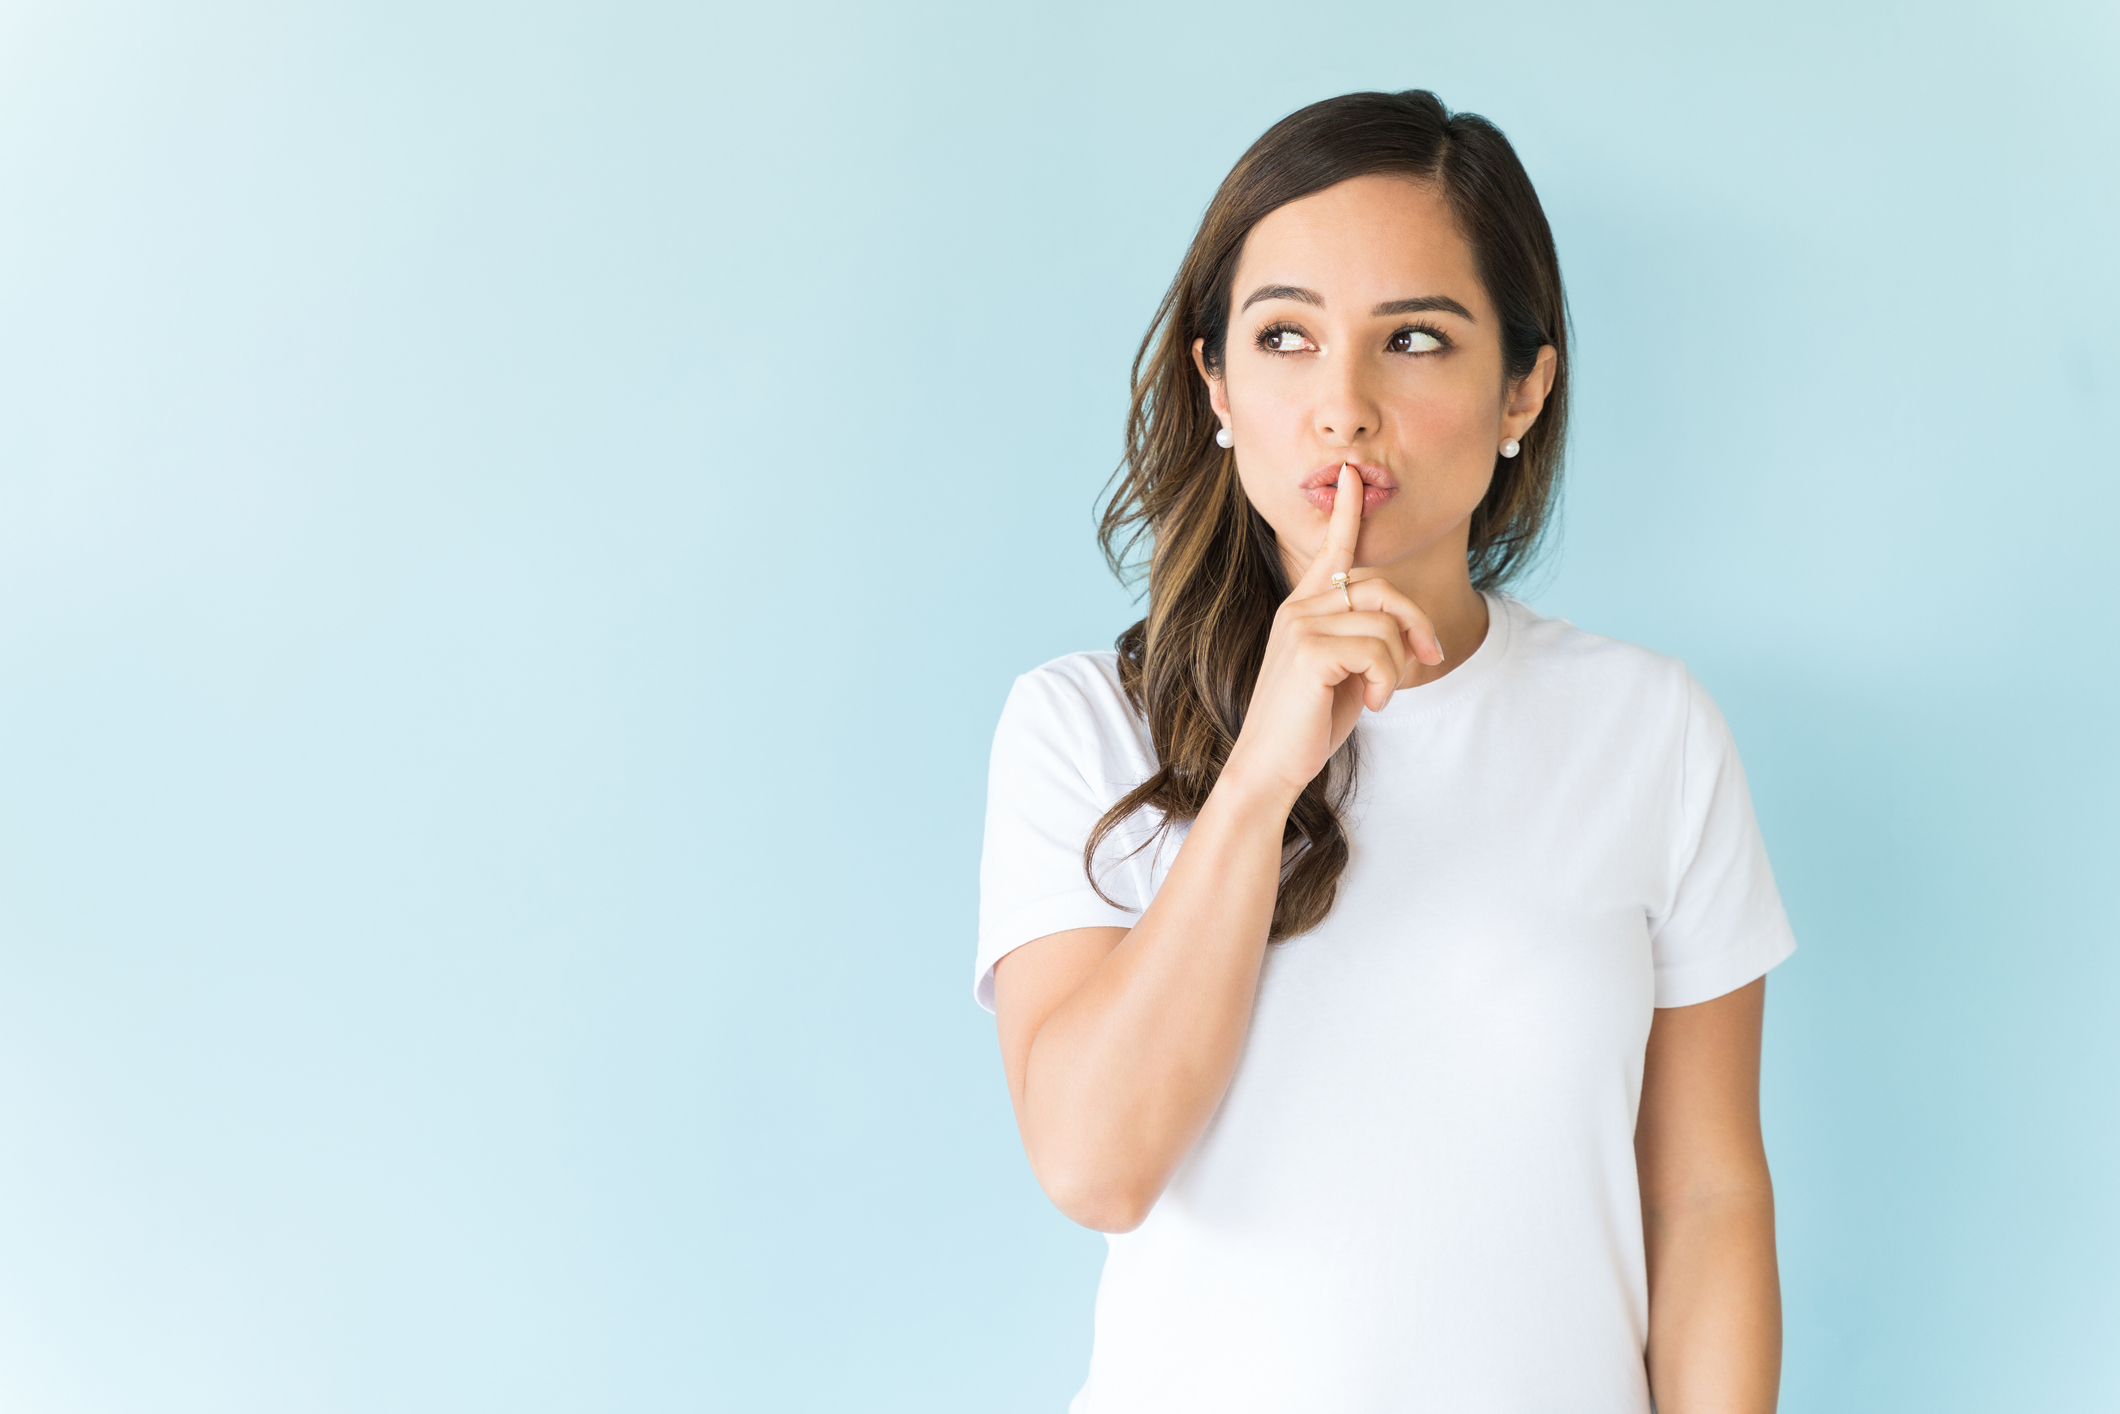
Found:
[1237,284,1477,322]
[1372,294,1475,321]
[1239,284,1324,311]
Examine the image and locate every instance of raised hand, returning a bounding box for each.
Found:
[1219,462,1446,806]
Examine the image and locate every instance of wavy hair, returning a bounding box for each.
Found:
[1085,90,1570,941]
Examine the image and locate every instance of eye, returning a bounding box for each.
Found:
[1256,323,1317,354]
[1389,326,1446,354]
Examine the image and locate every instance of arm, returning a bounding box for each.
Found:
[991,766,1299,1232]
[1635,975,1782,1412]
[991,465,1440,1233]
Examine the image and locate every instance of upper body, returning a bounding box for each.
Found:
[978,594,1794,1410]
[975,90,1792,1413]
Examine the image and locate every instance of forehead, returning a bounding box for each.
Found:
[1233,174,1487,317]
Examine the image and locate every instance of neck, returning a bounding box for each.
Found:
[1398,572,1489,688]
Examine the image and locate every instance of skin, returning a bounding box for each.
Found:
[992,174,1780,1411]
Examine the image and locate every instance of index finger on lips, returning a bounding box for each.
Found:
[1291,462,1363,597]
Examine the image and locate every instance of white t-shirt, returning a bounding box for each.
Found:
[975,592,1797,1414]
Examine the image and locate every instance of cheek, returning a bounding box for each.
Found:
[1227,372,1310,439]
[1395,387,1502,494]
[1396,386,1493,456]
[1227,380,1316,498]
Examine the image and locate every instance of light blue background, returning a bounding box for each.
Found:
[1,1,2114,1409]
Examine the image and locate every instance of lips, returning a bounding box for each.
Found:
[1300,461,1399,516]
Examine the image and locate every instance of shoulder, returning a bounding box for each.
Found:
[1008,649,1132,715]
[1493,597,1754,823]
[1494,594,1701,727]
[990,650,1155,781]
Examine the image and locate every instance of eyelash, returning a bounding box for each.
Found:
[1253,322,1452,356]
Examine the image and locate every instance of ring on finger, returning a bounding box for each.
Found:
[1330,571,1353,611]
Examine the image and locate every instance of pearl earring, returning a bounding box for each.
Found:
[1500,438,1521,458]
[1215,427,1234,448]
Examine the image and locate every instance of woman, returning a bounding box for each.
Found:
[975,90,1794,1413]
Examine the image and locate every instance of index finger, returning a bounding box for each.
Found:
[1292,461,1363,596]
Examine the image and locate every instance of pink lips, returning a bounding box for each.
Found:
[1300,461,1399,516]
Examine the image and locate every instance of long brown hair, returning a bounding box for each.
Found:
[1085,90,1570,941]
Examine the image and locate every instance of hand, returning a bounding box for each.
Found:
[1219,462,1445,806]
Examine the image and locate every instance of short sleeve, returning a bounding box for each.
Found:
[1649,674,1799,1008]
[974,664,1155,1012]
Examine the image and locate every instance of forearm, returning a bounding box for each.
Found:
[1643,1185,1781,1413]
[1020,769,1295,1229]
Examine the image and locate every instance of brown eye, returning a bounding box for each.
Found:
[1389,328,1444,354]
[1260,326,1311,353]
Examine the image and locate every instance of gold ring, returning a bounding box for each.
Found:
[1330,571,1353,610]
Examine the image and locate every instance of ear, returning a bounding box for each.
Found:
[1192,337,1232,423]
[1503,344,1558,442]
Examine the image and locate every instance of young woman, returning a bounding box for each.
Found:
[975,90,1795,1413]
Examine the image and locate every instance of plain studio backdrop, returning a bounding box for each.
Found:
[1,1,2115,1409]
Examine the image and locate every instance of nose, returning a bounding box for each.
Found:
[1314,352,1380,446]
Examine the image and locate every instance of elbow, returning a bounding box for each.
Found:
[1036,1163,1159,1234]
[1054,1188,1155,1235]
